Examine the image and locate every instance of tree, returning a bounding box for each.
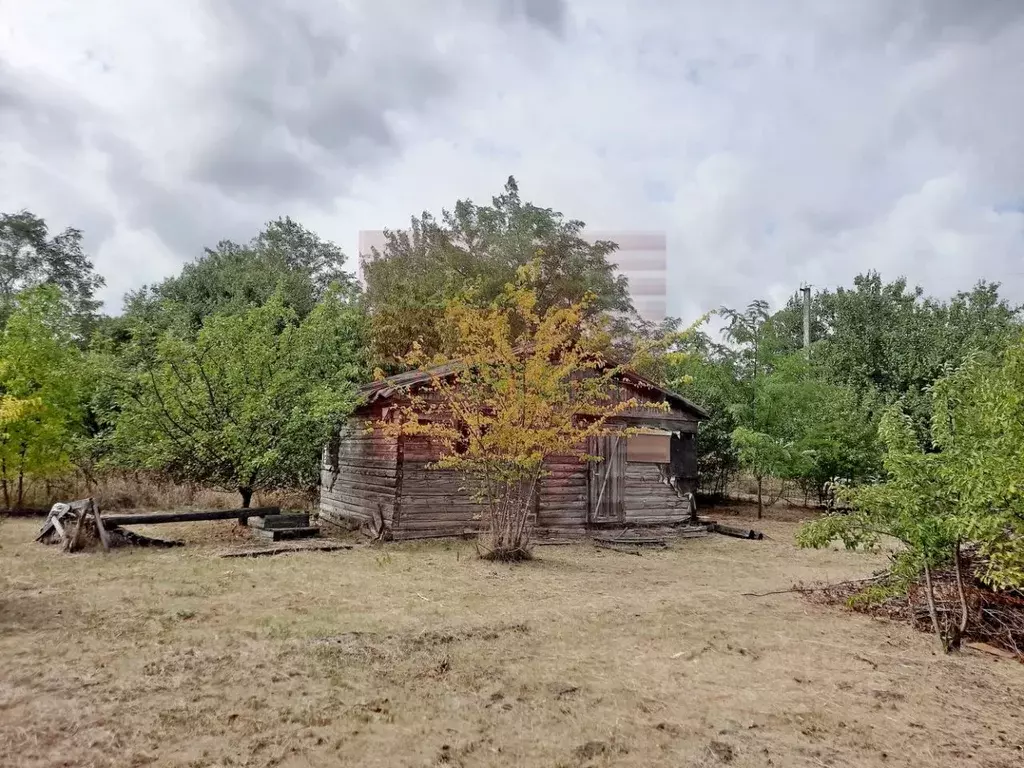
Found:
[0,210,105,332]
[720,300,774,381]
[730,426,795,519]
[379,266,649,560]
[930,341,1024,590]
[0,286,85,508]
[112,290,366,507]
[125,217,357,333]
[664,329,741,497]
[797,406,965,650]
[771,273,1021,437]
[362,177,634,369]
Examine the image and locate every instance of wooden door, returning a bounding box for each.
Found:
[588,435,625,523]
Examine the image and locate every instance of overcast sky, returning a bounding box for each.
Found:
[2,0,1023,320]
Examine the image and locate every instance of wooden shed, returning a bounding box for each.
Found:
[318,366,709,540]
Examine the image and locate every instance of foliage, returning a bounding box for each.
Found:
[0,286,86,507]
[772,273,1021,436]
[124,217,357,334]
[112,291,365,507]
[664,330,740,496]
[798,335,1024,649]
[929,342,1024,589]
[0,210,105,333]
[362,177,634,370]
[378,267,650,560]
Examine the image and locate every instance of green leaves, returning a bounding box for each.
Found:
[0,285,87,506]
[113,290,366,503]
[124,217,356,335]
[362,177,636,370]
[800,333,1024,591]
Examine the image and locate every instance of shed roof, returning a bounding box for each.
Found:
[360,363,710,420]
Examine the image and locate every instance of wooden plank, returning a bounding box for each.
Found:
[92,503,111,551]
[322,466,398,480]
[219,541,356,558]
[102,507,279,526]
[322,457,399,471]
[325,479,397,496]
[322,488,395,506]
[63,509,85,552]
[319,498,373,517]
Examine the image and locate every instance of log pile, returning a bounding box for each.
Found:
[37,498,182,552]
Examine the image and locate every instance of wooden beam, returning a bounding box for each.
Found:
[101,507,280,526]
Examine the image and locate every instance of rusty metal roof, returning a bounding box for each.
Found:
[359,363,710,420]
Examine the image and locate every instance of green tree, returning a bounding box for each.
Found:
[125,217,357,333]
[772,273,1021,436]
[113,290,366,507]
[930,341,1024,590]
[0,211,105,332]
[0,286,85,508]
[664,329,741,496]
[731,426,795,519]
[798,406,965,650]
[363,177,634,369]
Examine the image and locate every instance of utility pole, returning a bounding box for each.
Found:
[801,285,812,356]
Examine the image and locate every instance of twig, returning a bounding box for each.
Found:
[742,586,809,597]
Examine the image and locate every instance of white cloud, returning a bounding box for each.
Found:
[1,0,1022,317]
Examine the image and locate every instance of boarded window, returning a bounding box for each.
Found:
[626,431,671,463]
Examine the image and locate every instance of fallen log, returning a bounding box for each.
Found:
[101,507,279,526]
[594,541,645,556]
[713,523,764,540]
[219,541,355,558]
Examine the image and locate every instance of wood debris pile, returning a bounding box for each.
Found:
[37,498,182,552]
[807,562,1024,661]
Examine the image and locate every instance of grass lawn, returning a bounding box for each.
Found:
[1,509,1022,767]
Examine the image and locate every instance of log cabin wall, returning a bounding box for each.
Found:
[318,411,399,530]
[321,369,707,539]
[536,454,590,538]
[390,435,486,540]
[622,461,691,523]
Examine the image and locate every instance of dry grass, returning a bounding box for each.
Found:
[1,508,1023,767]
[8,472,313,513]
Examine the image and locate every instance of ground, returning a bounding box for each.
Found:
[1,508,1022,768]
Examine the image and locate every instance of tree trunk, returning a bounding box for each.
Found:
[16,443,26,508]
[239,487,253,509]
[1,452,8,509]
[756,476,763,519]
[952,542,969,650]
[923,561,949,653]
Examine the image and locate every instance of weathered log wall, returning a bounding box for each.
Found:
[536,454,589,538]
[318,415,398,531]
[390,435,485,540]
[622,462,691,524]
[319,374,703,539]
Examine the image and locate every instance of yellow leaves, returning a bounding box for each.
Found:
[0,394,41,425]
[375,280,653,487]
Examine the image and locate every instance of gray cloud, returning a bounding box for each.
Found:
[1,0,1022,317]
[496,0,567,36]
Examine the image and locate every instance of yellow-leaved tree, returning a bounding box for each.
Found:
[378,264,654,560]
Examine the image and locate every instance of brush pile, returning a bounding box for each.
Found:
[37,498,182,552]
[807,557,1024,660]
